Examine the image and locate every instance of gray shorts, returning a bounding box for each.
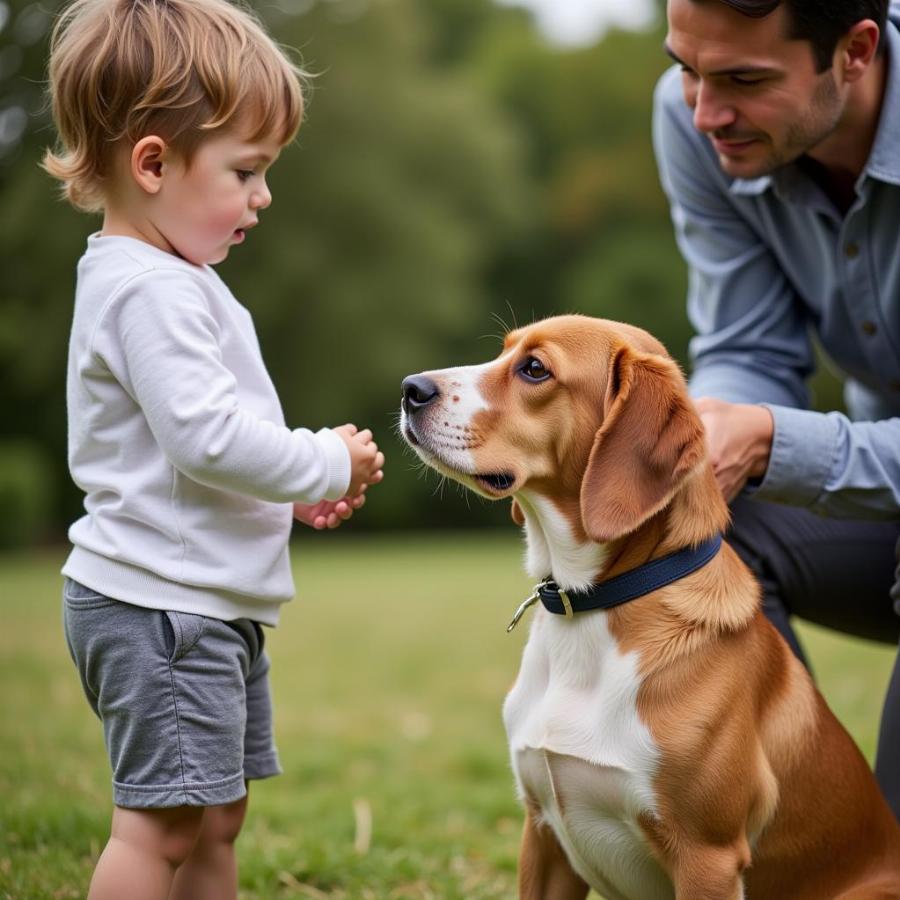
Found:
[63,578,281,809]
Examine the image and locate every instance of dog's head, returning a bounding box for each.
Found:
[400,315,720,570]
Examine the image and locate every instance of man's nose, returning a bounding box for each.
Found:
[690,81,736,134]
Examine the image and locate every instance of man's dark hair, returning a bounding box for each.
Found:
[712,0,889,70]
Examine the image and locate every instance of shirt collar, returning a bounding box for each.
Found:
[728,14,900,199]
[865,17,900,186]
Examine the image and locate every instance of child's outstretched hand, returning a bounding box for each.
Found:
[294,488,367,530]
[334,423,385,496]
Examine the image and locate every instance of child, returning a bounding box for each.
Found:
[43,0,384,897]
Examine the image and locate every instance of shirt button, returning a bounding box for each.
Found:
[845,242,860,258]
[861,320,878,336]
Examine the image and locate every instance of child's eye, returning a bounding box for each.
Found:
[236,169,255,182]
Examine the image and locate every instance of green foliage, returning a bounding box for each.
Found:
[1,0,833,539]
[221,0,532,444]
[0,439,56,548]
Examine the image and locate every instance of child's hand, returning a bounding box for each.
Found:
[334,424,385,496]
[293,489,367,530]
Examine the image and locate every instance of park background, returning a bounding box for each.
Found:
[0,0,891,897]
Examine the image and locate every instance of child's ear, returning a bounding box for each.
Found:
[131,136,169,195]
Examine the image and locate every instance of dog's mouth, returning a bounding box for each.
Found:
[402,417,517,496]
[474,472,516,494]
[403,423,420,446]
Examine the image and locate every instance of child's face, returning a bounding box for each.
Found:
[155,130,282,266]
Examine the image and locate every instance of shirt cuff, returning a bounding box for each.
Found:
[753,405,840,507]
[311,427,352,501]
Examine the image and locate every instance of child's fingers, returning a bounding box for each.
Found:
[349,493,366,510]
[355,428,373,444]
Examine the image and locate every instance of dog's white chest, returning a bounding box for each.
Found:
[503,610,673,899]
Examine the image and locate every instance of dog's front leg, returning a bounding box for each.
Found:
[518,804,590,900]
[671,842,749,900]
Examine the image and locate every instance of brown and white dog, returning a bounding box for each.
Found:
[399,315,900,900]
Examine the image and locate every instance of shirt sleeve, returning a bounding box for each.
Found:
[93,268,351,504]
[652,67,814,409]
[759,406,900,519]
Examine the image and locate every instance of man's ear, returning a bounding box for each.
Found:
[839,19,881,83]
[580,345,706,543]
[130,136,169,195]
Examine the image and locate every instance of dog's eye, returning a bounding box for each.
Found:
[519,357,551,382]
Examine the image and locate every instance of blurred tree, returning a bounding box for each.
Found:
[0,0,535,535]
[0,0,753,540]
[0,0,92,536]
[220,0,534,527]
[461,18,690,357]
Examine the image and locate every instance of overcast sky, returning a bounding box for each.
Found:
[497,0,658,46]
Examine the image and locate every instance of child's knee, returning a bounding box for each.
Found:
[111,805,206,868]
[199,795,248,846]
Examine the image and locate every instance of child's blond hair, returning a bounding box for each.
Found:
[43,0,305,212]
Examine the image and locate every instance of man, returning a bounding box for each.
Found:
[653,0,900,818]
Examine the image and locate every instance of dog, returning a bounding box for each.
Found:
[399,315,900,900]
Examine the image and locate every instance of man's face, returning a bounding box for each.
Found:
[666,0,845,178]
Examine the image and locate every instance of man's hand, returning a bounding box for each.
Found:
[694,397,774,501]
[294,489,367,530]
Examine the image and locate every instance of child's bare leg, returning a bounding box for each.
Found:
[88,805,204,900]
[169,792,249,900]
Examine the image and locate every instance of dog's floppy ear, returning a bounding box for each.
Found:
[510,498,525,526]
[580,345,706,542]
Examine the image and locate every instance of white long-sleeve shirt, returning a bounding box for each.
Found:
[62,234,351,625]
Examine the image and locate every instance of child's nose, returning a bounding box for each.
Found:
[250,180,272,210]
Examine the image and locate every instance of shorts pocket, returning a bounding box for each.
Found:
[252,621,266,654]
[63,578,118,609]
[163,610,207,664]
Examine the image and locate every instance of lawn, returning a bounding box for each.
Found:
[1,533,895,899]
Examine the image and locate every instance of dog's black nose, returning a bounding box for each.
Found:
[402,375,440,411]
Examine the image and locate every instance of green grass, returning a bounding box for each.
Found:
[1,533,895,899]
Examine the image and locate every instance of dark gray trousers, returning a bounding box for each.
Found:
[728,496,900,821]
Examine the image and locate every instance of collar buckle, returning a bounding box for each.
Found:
[506,582,547,633]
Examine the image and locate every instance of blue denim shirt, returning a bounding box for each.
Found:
[653,7,900,520]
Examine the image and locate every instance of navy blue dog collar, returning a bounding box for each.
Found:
[507,534,723,632]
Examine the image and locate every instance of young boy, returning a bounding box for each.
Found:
[43,1,385,897]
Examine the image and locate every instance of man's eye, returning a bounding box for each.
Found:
[732,76,765,86]
[520,357,551,382]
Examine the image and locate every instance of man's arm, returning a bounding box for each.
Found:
[699,397,900,519]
